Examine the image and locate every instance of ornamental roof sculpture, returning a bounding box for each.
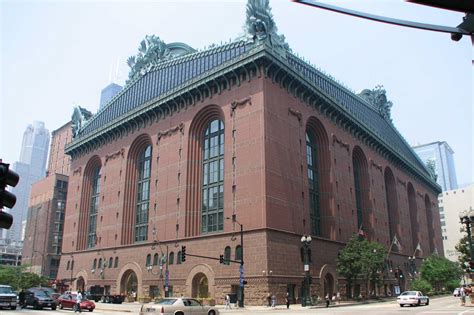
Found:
[127,35,196,82]
[66,0,440,193]
[358,86,393,122]
[71,106,92,138]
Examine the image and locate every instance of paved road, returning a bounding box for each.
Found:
[6,296,474,315]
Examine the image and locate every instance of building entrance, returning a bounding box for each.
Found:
[120,270,138,296]
[191,272,209,298]
[324,273,334,297]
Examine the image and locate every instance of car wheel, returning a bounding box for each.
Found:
[34,301,41,310]
[417,299,421,306]
[175,312,184,315]
[10,306,16,310]
[52,306,57,310]
[426,299,429,305]
[399,304,403,307]
[89,309,94,312]
[208,310,216,315]
[59,303,63,309]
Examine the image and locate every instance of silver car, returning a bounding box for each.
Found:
[140,297,218,315]
[397,290,429,307]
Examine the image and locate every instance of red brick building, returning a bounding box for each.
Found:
[57,1,442,305]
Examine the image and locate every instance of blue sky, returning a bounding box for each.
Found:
[1,0,472,186]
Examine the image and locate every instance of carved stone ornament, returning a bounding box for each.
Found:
[332,134,350,152]
[157,123,185,142]
[73,167,82,176]
[370,160,383,172]
[231,97,252,116]
[358,85,393,122]
[243,0,289,51]
[71,106,93,138]
[105,148,125,165]
[288,108,302,125]
[397,177,407,188]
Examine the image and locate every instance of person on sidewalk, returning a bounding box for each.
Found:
[325,293,330,307]
[271,294,276,308]
[225,294,231,309]
[336,291,341,304]
[460,286,466,306]
[75,291,83,313]
[267,293,271,307]
[285,292,290,309]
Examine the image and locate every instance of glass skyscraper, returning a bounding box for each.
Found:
[412,141,458,191]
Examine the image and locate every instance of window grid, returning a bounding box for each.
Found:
[135,145,152,242]
[201,120,224,234]
[306,132,321,236]
[87,167,101,248]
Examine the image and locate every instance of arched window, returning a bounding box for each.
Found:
[66,261,70,271]
[71,260,74,271]
[407,183,419,253]
[224,246,231,265]
[135,145,152,242]
[92,259,97,271]
[384,168,399,249]
[352,147,371,236]
[235,245,242,261]
[109,257,113,268]
[425,195,435,253]
[153,253,159,266]
[146,254,151,267]
[306,131,321,236]
[114,257,119,268]
[201,119,224,233]
[98,258,102,270]
[169,252,175,265]
[87,167,101,248]
[177,251,182,264]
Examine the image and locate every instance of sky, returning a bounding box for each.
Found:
[1,0,473,187]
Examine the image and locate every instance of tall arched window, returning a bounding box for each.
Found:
[306,131,321,236]
[87,167,101,248]
[153,253,159,266]
[352,147,371,236]
[146,254,151,267]
[224,246,231,265]
[425,195,435,253]
[384,168,399,249]
[201,119,224,233]
[235,245,242,261]
[407,183,419,252]
[169,252,175,265]
[177,251,182,264]
[135,145,152,242]
[92,259,97,271]
[109,257,113,268]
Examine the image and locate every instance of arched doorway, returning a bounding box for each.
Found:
[120,270,138,295]
[76,276,85,292]
[323,273,334,297]
[192,273,209,298]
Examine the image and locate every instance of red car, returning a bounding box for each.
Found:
[57,294,95,312]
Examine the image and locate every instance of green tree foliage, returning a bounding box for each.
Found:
[410,278,433,293]
[336,235,387,298]
[419,255,462,291]
[455,227,470,266]
[0,265,49,290]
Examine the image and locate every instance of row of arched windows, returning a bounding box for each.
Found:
[91,257,119,270]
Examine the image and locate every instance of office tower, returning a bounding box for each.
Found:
[413,141,458,191]
[99,83,122,109]
[1,121,50,243]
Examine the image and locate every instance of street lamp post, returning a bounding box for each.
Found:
[300,235,312,307]
[227,215,245,308]
[70,254,74,290]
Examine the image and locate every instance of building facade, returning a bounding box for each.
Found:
[22,122,72,279]
[413,141,458,191]
[438,184,474,262]
[57,1,442,305]
[1,121,50,243]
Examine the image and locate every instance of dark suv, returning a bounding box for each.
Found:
[24,288,57,310]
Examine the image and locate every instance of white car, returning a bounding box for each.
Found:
[397,291,429,307]
[453,288,460,297]
[139,297,218,315]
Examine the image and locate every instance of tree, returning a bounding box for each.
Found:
[0,265,49,290]
[419,255,462,291]
[455,227,470,267]
[337,235,387,298]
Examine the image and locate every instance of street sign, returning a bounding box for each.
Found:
[304,264,309,272]
[239,265,244,287]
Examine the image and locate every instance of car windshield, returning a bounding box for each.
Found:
[0,287,13,294]
[35,291,50,297]
[154,299,177,305]
[401,291,417,296]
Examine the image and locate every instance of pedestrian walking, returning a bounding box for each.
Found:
[285,292,290,309]
[460,286,466,306]
[271,294,276,308]
[75,291,83,313]
[19,289,25,308]
[225,294,231,309]
[267,293,271,307]
[325,293,330,307]
[336,291,341,304]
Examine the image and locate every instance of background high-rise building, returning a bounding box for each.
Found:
[99,83,122,109]
[1,121,50,244]
[413,141,458,191]
[438,184,474,262]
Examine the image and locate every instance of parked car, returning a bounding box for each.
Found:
[29,287,60,304]
[139,297,218,315]
[58,293,95,312]
[454,288,460,297]
[397,290,429,307]
[0,284,17,310]
[24,288,57,310]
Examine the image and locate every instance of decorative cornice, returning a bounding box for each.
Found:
[288,108,302,126]
[73,167,82,176]
[332,134,349,152]
[105,148,125,165]
[397,177,407,188]
[157,123,185,142]
[370,160,383,172]
[230,96,252,116]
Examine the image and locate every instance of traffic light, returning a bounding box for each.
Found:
[393,268,399,278]
[181,246,186,262]
[399,270,404,279]
[0,162,19,229]
[219,254,224,264]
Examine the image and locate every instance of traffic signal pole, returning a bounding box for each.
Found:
[0,162,20,229]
